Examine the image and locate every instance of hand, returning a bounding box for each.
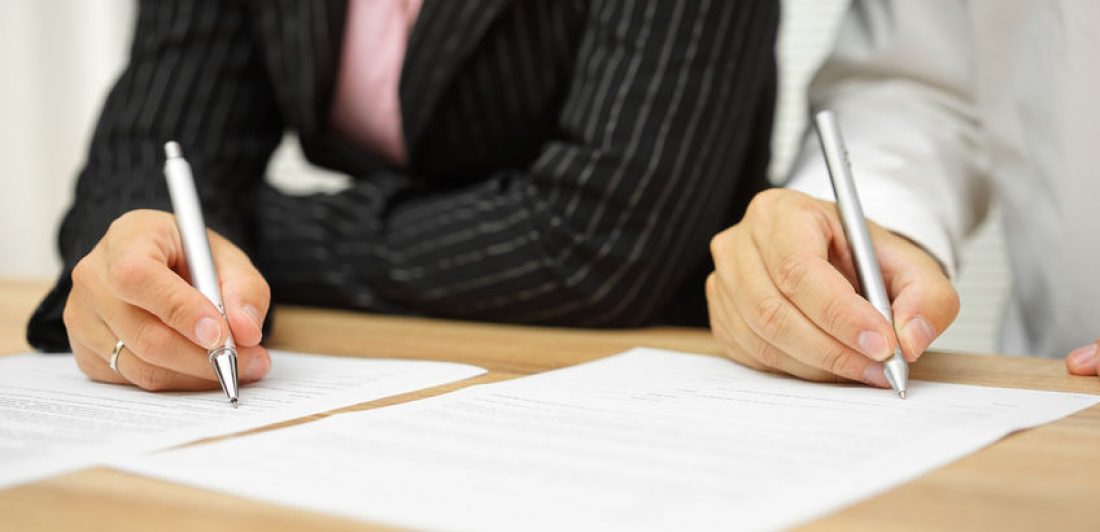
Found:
[63,209,271,391]
[706,189,959,386]
[1065,341,1100,377]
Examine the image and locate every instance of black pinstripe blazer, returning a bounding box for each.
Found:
[28,0,778,350]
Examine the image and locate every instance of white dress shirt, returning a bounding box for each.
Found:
[788,0,1100,357]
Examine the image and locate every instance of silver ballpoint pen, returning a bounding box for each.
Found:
[813,111,909,399]
[163,141,240,407]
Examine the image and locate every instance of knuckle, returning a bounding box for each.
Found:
[131,364,170,392]
[161,289,197,330]
[804,368,842,383]
[62,299,78,330]
[114,210,142,225]
[71,256,94,287]
[244,275,271,305]
[707,310,728,345]
[117,209,159,226]
[73,351,100,379]
[716,335,760,370]
[820,296,853,336]
[943,287,962,321]
[751,295,791,340]
[105,213,129,234]
[751,339,782,369]
[709,230,730,258]
[724,346,761,371]
[107,254,148,295]
[747,188,783,217]
[256,276,271,302]
[774,252,812,298]
[130,320,174,365]
[818,344,853,380]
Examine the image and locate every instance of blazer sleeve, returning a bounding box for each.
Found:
[27,0,284,351]
[255,0,779,327]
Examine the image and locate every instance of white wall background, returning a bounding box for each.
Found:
[0,0,134,280]
[0,0,1008,353]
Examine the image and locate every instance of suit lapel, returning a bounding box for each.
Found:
[299,0,347,136]
[400,0,512,157]
[252,0,347,137]
[259,0,511,166]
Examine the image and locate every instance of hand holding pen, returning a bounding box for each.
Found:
[706,113,960,389]
[62,147,272,394]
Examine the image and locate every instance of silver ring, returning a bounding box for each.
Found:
[109,339,125,374]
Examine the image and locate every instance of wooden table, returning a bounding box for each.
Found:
[1,279,1098,531]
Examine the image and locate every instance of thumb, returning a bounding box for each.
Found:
[210,231,270,348]
[875,228,960,362]
[1065,342,1100,376]
[103,210,226,350]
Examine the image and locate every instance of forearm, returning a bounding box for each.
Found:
[257,0,779,326]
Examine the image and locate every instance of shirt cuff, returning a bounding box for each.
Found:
[787,161,959,280]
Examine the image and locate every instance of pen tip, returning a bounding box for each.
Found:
[898,390,908,400]
[164,141,182,159]
[230,398,239,409]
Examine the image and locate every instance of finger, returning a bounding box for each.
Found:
[71,338,129,385]
[714,271,886,385]
[707,273,768,373]
[77,312,217,392]
[108,300,271,382]
[744,193,898,362]
[101,302,221,380]
[83,276,272,382]
[64,286,128,385]
[93,312,270,391]
[877,226,960,362]
[709,233,806,377]
[100,213,228,351]
[210,232,269,347]
[1065,342,1100,376]
[83,268,220,380]
[113,344,220,392]
[718,242,888,386]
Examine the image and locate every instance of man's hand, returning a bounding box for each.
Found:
[706,189,960,386]
[63,209,271,391]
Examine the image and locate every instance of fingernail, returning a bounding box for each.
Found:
[863,364,890,388]
[195,317,221,349]
[901,316,936,357]
[858,331,892,361]
[243,305,263,333]
[1069,343,1098,367]
[246,352,271,379]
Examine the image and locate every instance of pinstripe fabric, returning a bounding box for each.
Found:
[28,0,779,350]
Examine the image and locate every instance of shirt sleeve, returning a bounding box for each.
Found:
[785,0,993,278]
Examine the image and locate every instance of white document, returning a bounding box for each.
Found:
[117,348,1099,531]
[0,351,485,489]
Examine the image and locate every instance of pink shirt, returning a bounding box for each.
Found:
[329,0,424,167]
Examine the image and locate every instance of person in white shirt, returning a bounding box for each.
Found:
[706,0,1100,387]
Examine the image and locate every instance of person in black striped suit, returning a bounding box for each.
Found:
[29,0,779,391]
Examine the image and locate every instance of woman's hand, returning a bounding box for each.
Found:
[63,209,272,391]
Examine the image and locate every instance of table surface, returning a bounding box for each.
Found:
[1,278,1098,532]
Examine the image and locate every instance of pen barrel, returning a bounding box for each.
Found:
[814,111,894,325]
[163,156,226,317]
